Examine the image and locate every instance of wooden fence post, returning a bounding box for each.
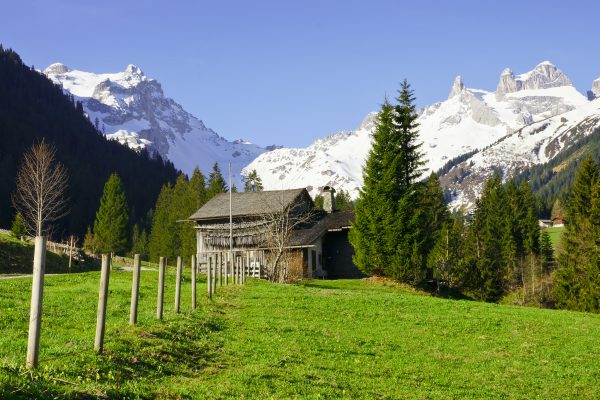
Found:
[225,252,229,286]
[67,235,73,273]
[212,254,217,294]
[191,255,197,309]
[94,254,111,353]
[26,236,47,368]
[129,254,141,325]
[220,252,225,286]
[245,252,250,283]
[217,252,222,287]
[175,256,182,313]
[207,255,212,300]
[157,257,165,319]
[233,254,238,284]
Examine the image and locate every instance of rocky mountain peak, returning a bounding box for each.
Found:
[589,77,600,100]
[125,64,144,76]
[496,61,572,95]
[44,63,71,75]
[448,75,465,99]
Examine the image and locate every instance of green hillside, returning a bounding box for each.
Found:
[0,232,71,274]
[514,126,600,213]
[1,272,598,398]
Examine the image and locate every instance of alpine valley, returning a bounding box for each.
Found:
[46,62,600,209]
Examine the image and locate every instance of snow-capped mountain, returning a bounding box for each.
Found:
[44,63,266,185]
[441,97,600,210]
[245,61,592,200]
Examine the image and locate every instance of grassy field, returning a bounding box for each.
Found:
[1,271,599,398]
[544,226,564,250]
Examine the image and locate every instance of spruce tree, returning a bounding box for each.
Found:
[350,80,427,283]
[555,157,600,312]
[207,162,228,199]
[83,226,98,255]
[93,173,130,255]
[11,212,27,239]
[148,183,175,261]
[314,195,324,210]
[244,169,264,192]
[350,101,397,276]
[472,173,508,301]
[334,189,354,210]
[182,168,208,261]
[131,224,149,260]
[539,230,553,273]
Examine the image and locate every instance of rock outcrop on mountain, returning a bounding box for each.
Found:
[448,75,465,99]
[44,63,266,185]
[588,77,600,100]
[496,61,573,96]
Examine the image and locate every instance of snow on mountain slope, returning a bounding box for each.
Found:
[244,113,376,198]
[246,61,589,199]
[44,63,266,185]
[441,98,600,209]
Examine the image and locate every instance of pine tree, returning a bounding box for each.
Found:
[314,195,324,210]
[148,183,176,261]
[93,173,130,255]
[131,224,149,260]
[83,226,98,255]
[471,173,509,301]
[350,101,397,276]
[181,169,208,261]
[539,230,553,273]
[10,212,26,239]
[244,169,264,192]
[207,162,228,199]
[334,189,354,210]
[350,80,427,283]
[420,173,448,263]
[550,198,565,219]
[555,158,600,312]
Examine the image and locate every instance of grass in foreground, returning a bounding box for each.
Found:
[1,273,599,399]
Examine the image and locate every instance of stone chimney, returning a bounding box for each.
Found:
[322,186,336,213]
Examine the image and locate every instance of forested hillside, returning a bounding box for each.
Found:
[514,127,600,214]
[0,46,179,237]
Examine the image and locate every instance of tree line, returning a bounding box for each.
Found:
[83,164,266,263]
[350,80,597,312]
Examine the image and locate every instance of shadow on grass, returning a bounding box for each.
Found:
[0,238,100,275]
[0,309,227,399]
[416,281,475,301]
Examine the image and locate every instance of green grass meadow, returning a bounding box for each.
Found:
[544,226,564,250]
[1,269,599,398]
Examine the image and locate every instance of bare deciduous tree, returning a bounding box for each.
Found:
[12,140,69,237]
[260,194,318,283]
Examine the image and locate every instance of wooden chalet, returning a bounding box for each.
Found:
[188,187,360,280]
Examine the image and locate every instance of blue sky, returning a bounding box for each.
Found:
[2,0,599,147]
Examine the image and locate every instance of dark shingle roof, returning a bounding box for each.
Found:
[290,209,355,246]
[189,188,309,221]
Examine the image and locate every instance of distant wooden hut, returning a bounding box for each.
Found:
[552,216,567,227]
[188,187,359,280]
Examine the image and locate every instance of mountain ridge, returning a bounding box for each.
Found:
[44,63,266,186]
[246,61,596,201]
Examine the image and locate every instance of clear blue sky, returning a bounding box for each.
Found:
[2,0,599,147]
